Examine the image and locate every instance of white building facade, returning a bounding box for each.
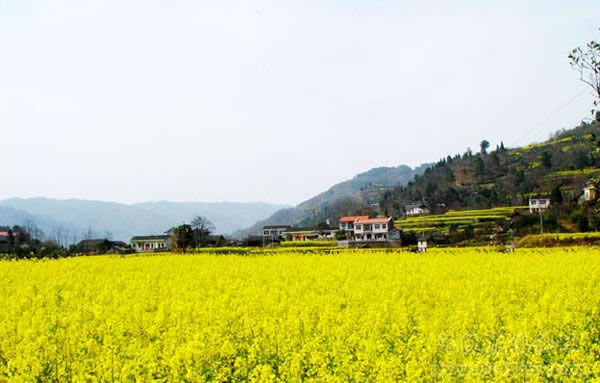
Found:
[131,235,171,252]
[529,196,551,213]
[262,225,291,238]
[352,217,394,241]
[338,216,369,234]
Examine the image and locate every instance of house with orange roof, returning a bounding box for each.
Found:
[339,216,401,242]
[338,216,369,234]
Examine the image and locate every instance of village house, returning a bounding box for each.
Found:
[262,225,291,238]
[76,239,131,254]
[0,231,20,239]
[350,217,401,242]
[131,235,170,252]
[338,216,369,234]
[529,195,551,213]
[204,235,227,247]
[405,203,429,216]
[285,228,337,242]
[583,184,598,202]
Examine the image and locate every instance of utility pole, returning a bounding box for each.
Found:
[539,209,544,235]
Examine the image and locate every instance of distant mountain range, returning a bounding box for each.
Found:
[233,164,431,237]
[0,198,288,243]
[0,164,430,243]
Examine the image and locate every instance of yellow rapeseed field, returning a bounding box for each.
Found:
[0,248,599,382]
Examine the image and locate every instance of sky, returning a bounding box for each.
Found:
[1,0,599,205]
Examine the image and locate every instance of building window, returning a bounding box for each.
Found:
[374,224,380,229]
[356,224,362,230]
[263,231,269,236]
[382,224,387,229]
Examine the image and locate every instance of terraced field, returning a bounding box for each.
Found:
[395,207,527,233]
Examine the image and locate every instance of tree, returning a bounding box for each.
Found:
[475,156,485,176]
[480,140,490,155]
[551,184,563,205]
[190,216,215,249]
[500,141,506,151]
[569,37,600,116]
[541,151,553,168]
[170,224,193,252]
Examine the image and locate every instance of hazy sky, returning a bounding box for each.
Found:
[1,1,599,205]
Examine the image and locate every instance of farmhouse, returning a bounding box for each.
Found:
[338,216,369,234]
[583,184,598,202]
[131,235,170,252]
[405,203,429,216]
[262,225,291,238]
[76,239,131,254]
[204,235,227,247]
[0,231,20,239]
[285,228,337,242]
[352,217,397,242]
[529,195,551,213]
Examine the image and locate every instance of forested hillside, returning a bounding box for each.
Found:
[380,122,600,216]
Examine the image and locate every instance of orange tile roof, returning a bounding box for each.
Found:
[355,217,392,224]
[339,216,369,223]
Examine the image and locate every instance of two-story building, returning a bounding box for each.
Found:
[352,217,395,241]
[338,216,369,234]
[262,225,291,238]
[529,195,551,213]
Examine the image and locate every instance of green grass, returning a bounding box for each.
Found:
[518,136,572,151]
[545,168,600,178]
[517,232,600,247]
[443,207,527,217]
[280,240,337,247]
[525,232,600,240]
[395,207,526,232]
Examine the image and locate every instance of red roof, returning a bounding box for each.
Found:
[339,216,369,223]
[355,217,392,224]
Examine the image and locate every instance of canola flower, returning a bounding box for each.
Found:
[0,248,599,381]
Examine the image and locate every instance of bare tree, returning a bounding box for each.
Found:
[569,38,600,115]
[190,216,215,249]
[84,227,96,240]
[22,218,44,241]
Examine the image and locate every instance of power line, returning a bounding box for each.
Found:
[510,87,589,147]
[482,67,569,139]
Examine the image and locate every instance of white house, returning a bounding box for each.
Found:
[131,235,170,252]
[352,217,394,241]
[529,195,551,213]
[338,216,369,233]
[583,184,598,202]
[262,225,291,238]
[417,237,428,252]
[405,203,429,216]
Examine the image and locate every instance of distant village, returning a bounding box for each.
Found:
[85,183,599,253]
[0,181,598,257]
